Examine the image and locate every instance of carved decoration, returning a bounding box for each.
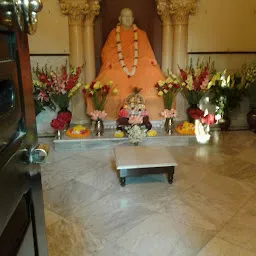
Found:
[59,0,89,25]
[169,0,197,25]
[155,0,171,24]
[85,0,100,23]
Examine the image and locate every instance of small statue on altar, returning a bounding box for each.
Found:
[88,8,165,120]
[116,87,152,130]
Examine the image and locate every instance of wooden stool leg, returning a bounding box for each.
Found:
[120,177,126,187]
[168,166,175,184]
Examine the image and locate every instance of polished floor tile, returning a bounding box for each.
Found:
[40,131,256,256]
[69,193,154,251]
[196,237,256,256]
[117,213,214,256]
[217,195,256,253]
[44,180,103,217]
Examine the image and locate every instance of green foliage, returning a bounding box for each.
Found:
[210,73,244,117]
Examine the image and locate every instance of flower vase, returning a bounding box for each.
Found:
[219,115,231,131]
[164,118,174,135]
[95,119,104,136]
[187,104,200,124]
[56,130,62,140]
[133,142,139,146]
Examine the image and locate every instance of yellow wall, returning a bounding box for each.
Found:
[28,0,69,54]
[29,0,256,54]
[188,0,256,52]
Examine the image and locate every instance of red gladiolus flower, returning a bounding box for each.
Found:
[179,67,187,81]
[90,81,96,89]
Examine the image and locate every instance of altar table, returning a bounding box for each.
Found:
[114,146,177,187]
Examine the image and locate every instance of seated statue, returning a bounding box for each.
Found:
[87,8,165,120]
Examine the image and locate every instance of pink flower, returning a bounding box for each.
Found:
[38,91,49,102]
[90,110,107,120]
[161,109,177,118]
[140,110,148,117]
[128,115,143,125]
[201,114,215,125]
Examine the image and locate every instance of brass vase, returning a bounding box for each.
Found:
[164,118,174,135]
[95,119,104,136]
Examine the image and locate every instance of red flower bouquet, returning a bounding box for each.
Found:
[50,112,72,130]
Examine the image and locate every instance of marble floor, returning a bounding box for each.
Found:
[39,131,256,256]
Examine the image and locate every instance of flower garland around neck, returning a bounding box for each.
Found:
[116,23,138,77]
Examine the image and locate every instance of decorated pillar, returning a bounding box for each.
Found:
[59,0,88,123]
[156,0,173,74]
[170,0,197,119]
[84,1,100,83]
[170,0,197,73]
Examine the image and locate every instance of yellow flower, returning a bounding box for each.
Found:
[168,84,173,88]
[85,83,90,89]
[158,91,163,96]
[107,80,113,86]
[93,81,101,90]
[114,131,124,138]
[113,88,118,94]
[147,129,157,137]
[164,89,168,94]
[158,80,165,87]
[166,77,173,84]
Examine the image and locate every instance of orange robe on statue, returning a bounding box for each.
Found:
[88,26,165,120]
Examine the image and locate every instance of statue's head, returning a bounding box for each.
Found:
[119,8,134,29]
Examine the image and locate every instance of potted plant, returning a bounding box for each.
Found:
[210,71,244,131]
[241,60,256,132]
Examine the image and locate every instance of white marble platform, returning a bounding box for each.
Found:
[115,146,178,169]
[53,127,197,152]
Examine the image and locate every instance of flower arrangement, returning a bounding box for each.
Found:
[161,109,177,119]
[241,60,256,109]
[82,80,118,111]
[210,71,244,119]
[33,64,82,110]
[176,121,195,135]
[155,72,182,109]
[179,58,219,105]
[90,110,108,121]
[161,109,177,134]
[125,125,147,145]
[50,112,72,131]
[66,125,90,138]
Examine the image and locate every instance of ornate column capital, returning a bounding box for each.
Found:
[85,0,100,22]
[170,0,197,25]
[155,0,171,24]
[59,0,89,25]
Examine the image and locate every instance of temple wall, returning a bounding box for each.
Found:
[28,0,256,129]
